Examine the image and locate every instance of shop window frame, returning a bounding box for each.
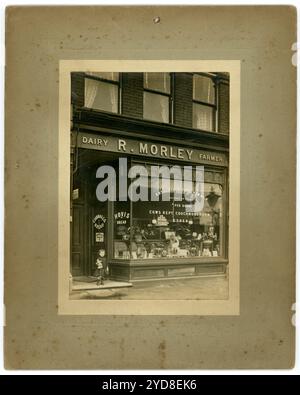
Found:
[83,72,122,114]
[192,73,218,133]
[111,157,228,264]
[143,72,174,124]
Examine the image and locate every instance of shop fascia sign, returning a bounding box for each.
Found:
[76,133,227,166]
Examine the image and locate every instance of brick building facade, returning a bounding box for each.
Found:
[70,72,229,281]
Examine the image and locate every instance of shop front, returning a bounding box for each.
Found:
[71,130,228,282]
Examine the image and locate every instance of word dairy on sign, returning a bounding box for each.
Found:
[82,136,108,146]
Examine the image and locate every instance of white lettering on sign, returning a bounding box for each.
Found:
[139,142,194,161]
[140,143,148,154]
[78,134,226,165]
[118,139,126,152]
[82,136,108,146]
[186,150,193,160]
[199,153,223,162]
[114,211,130,219]
[150,145,158,155]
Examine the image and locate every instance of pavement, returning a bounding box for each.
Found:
[70,275,228,300]
[72,279,133,291]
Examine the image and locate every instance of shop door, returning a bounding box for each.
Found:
[90,203,109,277]
[71,203,85,276]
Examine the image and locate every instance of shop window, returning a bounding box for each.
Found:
[113,163,225,260]
[143,73,171,123]
[193,74,216,132]
[84,72,119,113]
[113,200,131,260]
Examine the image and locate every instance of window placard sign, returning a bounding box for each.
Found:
[76,132,228,166]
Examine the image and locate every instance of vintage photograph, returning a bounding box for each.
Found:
[68,70,231,301]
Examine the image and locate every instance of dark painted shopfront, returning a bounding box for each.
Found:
[71,72,229,281]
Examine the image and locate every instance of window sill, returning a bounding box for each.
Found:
[110,258,228,266]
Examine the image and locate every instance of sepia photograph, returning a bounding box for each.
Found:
[64,66,236,306]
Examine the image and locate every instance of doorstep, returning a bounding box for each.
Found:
[72,278,133,291]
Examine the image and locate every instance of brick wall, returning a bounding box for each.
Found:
[121,73,144,118]
[218,81,230,134]
[71,72,84,107]
[173,73,193,128]
[71,72,229,134]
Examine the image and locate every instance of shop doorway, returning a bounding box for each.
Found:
[71,202,85,277]
[71,149,117,277]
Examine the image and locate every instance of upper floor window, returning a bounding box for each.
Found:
[193,74,216,132]
[84,72,119,113]
[143,73,171,123]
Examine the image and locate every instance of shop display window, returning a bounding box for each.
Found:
[113,162,226,261]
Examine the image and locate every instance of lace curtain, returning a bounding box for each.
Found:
[84,78,98,108]
[143,92,169,123]
[193,75,215,104]
[144,73,170,94]
[84,78,118,113]
[193,103,213,131]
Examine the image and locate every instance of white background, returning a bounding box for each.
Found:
[0,0,298,375]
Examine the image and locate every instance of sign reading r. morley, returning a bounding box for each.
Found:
[76,132,228,166]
